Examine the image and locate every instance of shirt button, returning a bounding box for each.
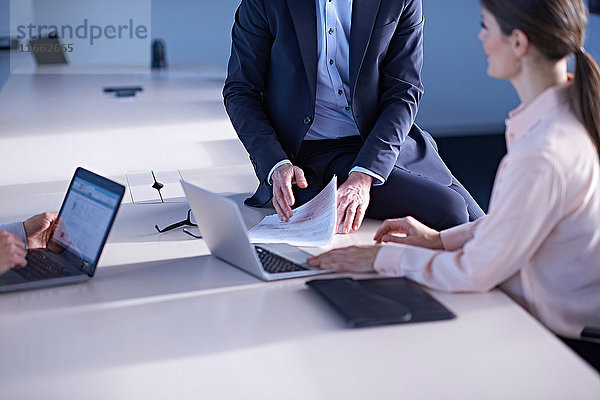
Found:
[338,89,343,95]
[328,28,334,35]
[303,116,312,125]
[329,59,334,65]
[345,107,350,111]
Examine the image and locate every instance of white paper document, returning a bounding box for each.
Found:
[248,176,337,246]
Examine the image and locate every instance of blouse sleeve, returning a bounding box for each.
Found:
[373,153,565,292]
[440,217,487,251]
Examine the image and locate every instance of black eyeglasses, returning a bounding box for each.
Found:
[155,209,202,239]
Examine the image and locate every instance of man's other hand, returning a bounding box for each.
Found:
[24,212,58,249]
[0,231,27,275]
[272,164,308,222]
[336,172,372,234]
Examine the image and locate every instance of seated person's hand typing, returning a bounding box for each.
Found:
[0,231,27,275]
[0,212,59,276]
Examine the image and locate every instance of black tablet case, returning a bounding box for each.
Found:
[306,277,456,328]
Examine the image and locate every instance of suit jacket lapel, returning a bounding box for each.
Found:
[286,0,317,101]
[349,0,381,97]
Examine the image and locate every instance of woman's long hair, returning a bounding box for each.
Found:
[481,0,600,159]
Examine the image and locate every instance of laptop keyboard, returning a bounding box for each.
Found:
[13,250,69,281]
[255,246,308,274]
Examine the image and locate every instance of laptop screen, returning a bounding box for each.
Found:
[48,168,124,275]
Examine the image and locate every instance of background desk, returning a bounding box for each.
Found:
[0,70,599,399]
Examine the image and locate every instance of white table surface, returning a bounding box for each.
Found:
[0,71,599,400]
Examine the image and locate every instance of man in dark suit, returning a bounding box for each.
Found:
[223,0,483,233]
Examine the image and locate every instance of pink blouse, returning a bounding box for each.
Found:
[374,84,600,339]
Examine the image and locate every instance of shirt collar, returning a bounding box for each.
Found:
[504,83,571,150]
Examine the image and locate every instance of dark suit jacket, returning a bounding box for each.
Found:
[223,0,452,207]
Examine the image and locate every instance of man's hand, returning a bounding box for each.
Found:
[336,172,372,234]
[271,164,308,222]
[307,245,380,272]
[0,231,27,275]
[23,212,58,249]
[373,216,443,249]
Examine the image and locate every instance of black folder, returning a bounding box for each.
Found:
[306,277,456,328]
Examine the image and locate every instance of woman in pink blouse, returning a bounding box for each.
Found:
[309,0,600,354]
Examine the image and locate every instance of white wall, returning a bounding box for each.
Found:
[416,1,517,134]
[417,1,600,135]
[7,0,150,66]
[8,0,32,37]
[0,0,7,37]
[150,0,239,67]
[31,0,150,65]
[149,0,600,135]
[0,0,10,89]
[2,0,600,134]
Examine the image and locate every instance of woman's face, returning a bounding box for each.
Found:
[478,8,520,80]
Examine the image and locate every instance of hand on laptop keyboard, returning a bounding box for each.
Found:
[0,231,27,275]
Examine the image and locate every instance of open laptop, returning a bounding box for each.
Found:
[0,168,125,293]
[181,180,334,281]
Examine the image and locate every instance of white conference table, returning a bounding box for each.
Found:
[0,67,599,400]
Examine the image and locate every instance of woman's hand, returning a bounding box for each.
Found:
[373,216,443,250]
[307,245,380,273]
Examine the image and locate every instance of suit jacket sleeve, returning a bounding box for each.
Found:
[223,0,289,184]
[352,0,425,181]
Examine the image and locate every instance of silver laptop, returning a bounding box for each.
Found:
[181,180,334,281]
[0,168,125,293]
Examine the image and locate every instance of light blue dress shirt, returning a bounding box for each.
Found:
[305,0,359,141]
[0,222,27,247]
[268,0,384,185]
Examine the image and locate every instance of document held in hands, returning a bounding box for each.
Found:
[248,176,337,247]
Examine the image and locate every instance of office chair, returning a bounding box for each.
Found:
[560,327,600,372]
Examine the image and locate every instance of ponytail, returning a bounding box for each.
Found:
[573,49,600,159]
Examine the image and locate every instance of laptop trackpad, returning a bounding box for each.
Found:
[256,243,314,267]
